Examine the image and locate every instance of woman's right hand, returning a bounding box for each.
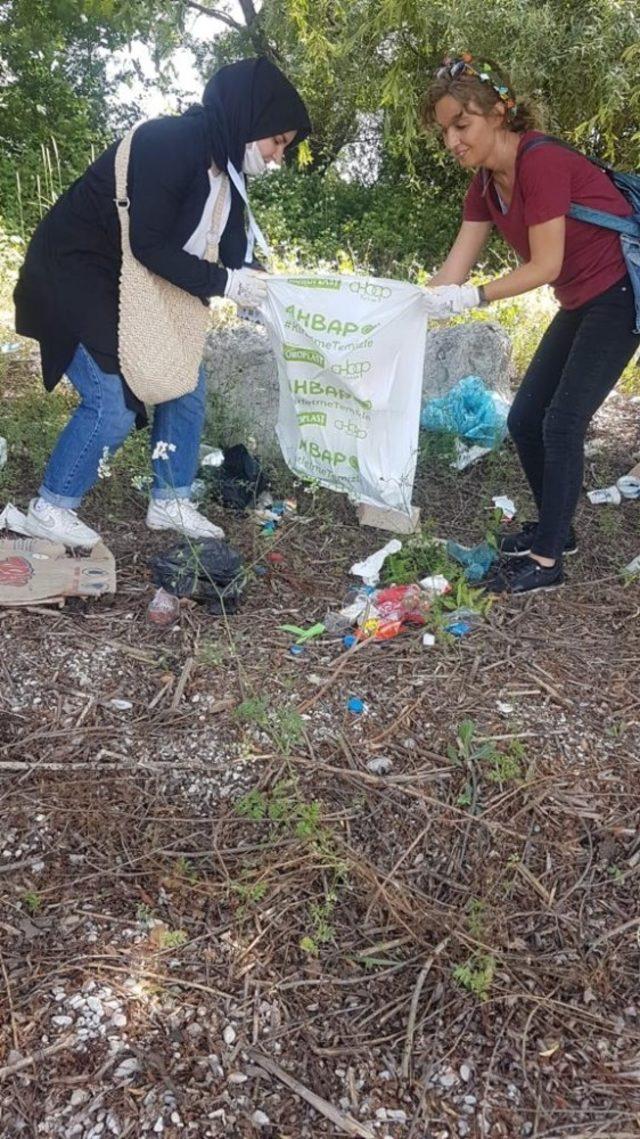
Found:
[224,268,268,309]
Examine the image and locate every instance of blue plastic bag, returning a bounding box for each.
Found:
[446,540,497,584]
[421,376,509,448]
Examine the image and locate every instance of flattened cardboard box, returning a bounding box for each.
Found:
[0,536,115,606]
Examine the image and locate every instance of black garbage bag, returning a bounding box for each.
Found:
[149,538,246,615]
[203,444,269,511]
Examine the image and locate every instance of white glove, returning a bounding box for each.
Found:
[422,284,480,319]
[224,268,268,310]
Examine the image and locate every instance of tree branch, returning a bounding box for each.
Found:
[185,1,243,32]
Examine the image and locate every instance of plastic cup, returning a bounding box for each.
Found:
[587,486,622,505]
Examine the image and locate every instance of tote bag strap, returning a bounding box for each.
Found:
[226,160,272,264]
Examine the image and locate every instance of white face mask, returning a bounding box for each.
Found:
[242,141,268,177]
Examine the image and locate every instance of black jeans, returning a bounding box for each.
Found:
[507,275,638,559]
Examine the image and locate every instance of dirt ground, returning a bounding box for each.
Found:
[1,371,640,1139]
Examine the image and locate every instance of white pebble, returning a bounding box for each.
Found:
[227,1072,248,1084]
[222,1025,236,1046]
[251,1111,271,1128]
[52,1015,73,1028]
[111,1013,127,1028]
[366,756,394,776]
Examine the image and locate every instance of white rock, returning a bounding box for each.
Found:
[52,1015,73,1027]
[366,756,393,776]
[459,1063,472,1082]
[70,1089,90,1106]
[111,1013,127,1028]
[386,1110,408,1124]
[222,1025,237,1046]
[251,1110,271,1128]
[228,1071,248,1084]
[114,1056,141,1081]
[153,1117,164,1133]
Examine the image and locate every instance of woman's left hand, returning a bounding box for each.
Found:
[422,283,480,318]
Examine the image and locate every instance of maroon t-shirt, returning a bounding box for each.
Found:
[463,130,632,308]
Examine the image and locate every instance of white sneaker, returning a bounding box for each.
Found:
[146,498,225,540]
[24,498,101,548]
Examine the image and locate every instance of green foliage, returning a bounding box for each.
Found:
[251,166,462,278]
[22,889,42,913]
[453,953,496,1001]
[156,927,188,949]
[381,530,455,585]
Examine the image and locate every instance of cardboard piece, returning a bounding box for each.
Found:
[0,534,115,606]
[356,502,421,535]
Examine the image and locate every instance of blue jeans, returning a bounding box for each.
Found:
[40,344,206,508]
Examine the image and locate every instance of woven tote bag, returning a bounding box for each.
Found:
[115,124,229,405]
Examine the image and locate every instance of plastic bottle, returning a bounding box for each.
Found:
[147,587,180,627]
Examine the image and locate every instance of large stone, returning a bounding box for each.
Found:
[422,320,513,400]
[202,318,512,456]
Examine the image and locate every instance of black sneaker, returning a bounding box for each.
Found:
[499,521,578,558]
[486,555,565,595]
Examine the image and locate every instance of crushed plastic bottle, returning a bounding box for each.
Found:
[147,586,180,627]
[0,437,7,469]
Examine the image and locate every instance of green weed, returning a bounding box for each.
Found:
[453,953,496,1001]
[22,889,42,913]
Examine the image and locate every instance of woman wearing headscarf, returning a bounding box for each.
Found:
[14,58,311,548]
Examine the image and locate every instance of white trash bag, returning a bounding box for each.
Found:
[263,274,428,515]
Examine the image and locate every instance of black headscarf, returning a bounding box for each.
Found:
[202,57,311,172]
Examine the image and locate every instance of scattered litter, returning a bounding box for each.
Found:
[289,644,305,657]
[497,701,514,716]
[202,443,269,511]
[450,439,493,470]
[343,634,357,649]
[150,538,245,615]
[422,632,436,647]
[347,697,366,714]
[147,586,181,627]
[323,610,354,636]
[199,445,225,468]
[366,756,394,775]
[266,551,286,565]
[492,495,517,521]
[616,475,640,499]
[625,554,640,575]
[446,539,497,583]
[446,621,472,637]
[421,375,509,448]
[351,539,402,587]
[0,528,115,607]
[0,437,6,468]
[280,622,325,645]
[419,573,451,596]
[109,699,133,711]
[588,485,622,505]
[261,520,277,535]
[190,478,207,504]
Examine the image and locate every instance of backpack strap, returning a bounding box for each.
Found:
[518,134,640,239]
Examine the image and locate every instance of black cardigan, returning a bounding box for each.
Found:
[14,107,248,411]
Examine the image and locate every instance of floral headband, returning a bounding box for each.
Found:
[435,52,517,116]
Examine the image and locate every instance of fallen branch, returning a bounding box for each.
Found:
[0,1035,73,1080]
[248,1049,376,1139]
[401,937,450,1080]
